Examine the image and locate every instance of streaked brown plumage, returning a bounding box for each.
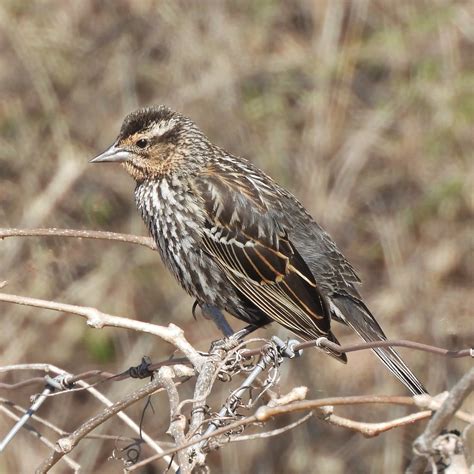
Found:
[91,105,427,394]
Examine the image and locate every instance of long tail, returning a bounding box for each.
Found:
[331,296,427,395]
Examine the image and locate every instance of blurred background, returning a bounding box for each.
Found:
[0,0,472,472]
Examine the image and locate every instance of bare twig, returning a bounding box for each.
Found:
[1,398,175,444]
[36,376,166,473]
[231,412,313,442]
[241,338,473,359]
[1,398,69,437]
[406,368,474,474]
[155,367,189,473]
[0,364,175,470]
[413,393,473,424]
[0,292,205,371]
[0,405,80,472]
[187,353,222,437]
[297,338,473,359]
[128,395,446,470]
[0,227,156,250]
[0,385,53,452]
[231,408,431,442]
[317,406,433,437]
[253,396,413,421]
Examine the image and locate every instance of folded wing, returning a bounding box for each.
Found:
[195,165,346,362]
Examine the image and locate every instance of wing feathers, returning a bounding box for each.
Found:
[202,220,337,344]
[197,169,346,362]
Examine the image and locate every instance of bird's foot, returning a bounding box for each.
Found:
[209,324,259,354]
[209,335,241,354]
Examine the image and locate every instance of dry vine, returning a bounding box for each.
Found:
[0,227,472,473]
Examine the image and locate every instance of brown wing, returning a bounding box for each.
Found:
[195,164,346,362]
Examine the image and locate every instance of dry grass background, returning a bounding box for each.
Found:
[0,1,473,472]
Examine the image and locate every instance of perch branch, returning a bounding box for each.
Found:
[241,338,472,359]
[0,227,156,250]
[295,338,472,359]
[0,292,205,371]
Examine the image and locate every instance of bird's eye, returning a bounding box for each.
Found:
[136,138,148,149]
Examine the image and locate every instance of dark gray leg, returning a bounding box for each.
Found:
[199,303,235,338]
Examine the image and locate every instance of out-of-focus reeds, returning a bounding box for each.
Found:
[0,1,472,472]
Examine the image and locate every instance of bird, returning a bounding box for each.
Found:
[91,105,427,395]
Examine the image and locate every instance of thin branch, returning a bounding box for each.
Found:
[36,377,165,473]
[0,227,156,250]
[0,292,205,371]
[407,368,474,474]
[1,398,69,437]
[413,393,473,424]
[317,406,433,437]
[155,367,189,473]
[231,408,431,442]
[241,338,472,359]
[0,377,45,390]
[187,353,222,437]
[231,412,313,442]
[0,364,176,471]
[252,396,415,421]
[0,405,81,472]
[1,400,149,445]
[297,338,473,359]
[127,395,437,470]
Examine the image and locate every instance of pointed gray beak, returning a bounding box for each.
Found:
[90,144,131,163]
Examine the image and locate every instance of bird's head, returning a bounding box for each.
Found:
[91,105,206,181]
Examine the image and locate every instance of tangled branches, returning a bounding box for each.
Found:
[0,228,472,473]
[0,291,472,472]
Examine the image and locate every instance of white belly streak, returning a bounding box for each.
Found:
[135,178,224,302]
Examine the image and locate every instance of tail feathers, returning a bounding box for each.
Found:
[331,296,427,395]
[370,345,427,395]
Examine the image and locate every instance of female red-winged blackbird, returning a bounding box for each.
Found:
[91,105,426,394]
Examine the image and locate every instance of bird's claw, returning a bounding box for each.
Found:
[209,334,242,354]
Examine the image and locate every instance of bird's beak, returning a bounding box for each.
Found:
[90,144,131,163]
